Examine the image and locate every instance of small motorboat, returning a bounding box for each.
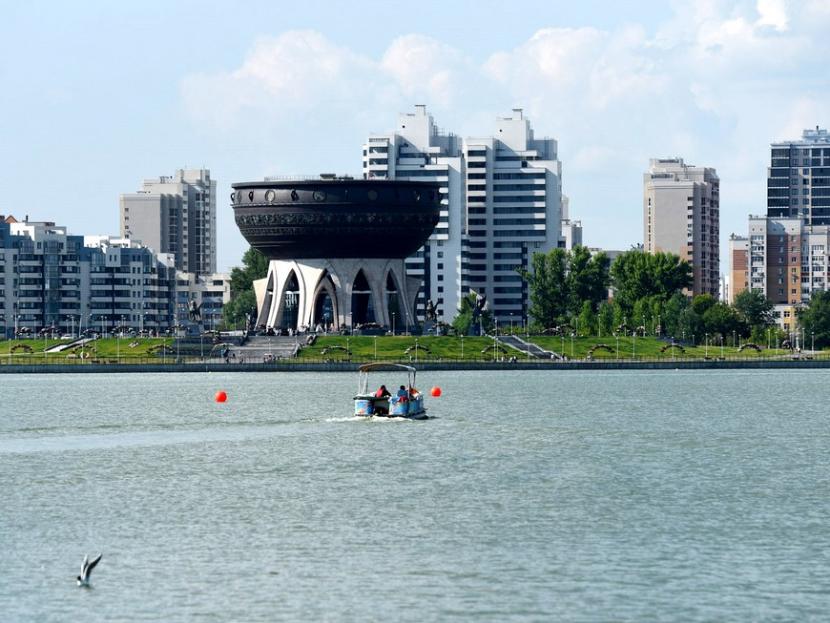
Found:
[354,362,428,420]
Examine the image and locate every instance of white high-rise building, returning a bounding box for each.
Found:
[644,158,720,297]
[364,106,565,324]
[120,168,217,274]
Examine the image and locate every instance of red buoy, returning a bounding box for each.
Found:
[430,386,442,397]
[215,390,227,403]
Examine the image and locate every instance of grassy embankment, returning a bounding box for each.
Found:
[297,335,794,361]
[0,335,808,364]
[0,337,173,363]
[527,335,790,360]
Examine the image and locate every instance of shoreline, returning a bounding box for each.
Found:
[1,359,829,373]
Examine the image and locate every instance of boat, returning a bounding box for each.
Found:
[354,362,428,419]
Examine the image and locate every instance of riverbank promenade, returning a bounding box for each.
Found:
[0,334,827,373]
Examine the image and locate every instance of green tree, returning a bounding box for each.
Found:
[612,300,626,332]
[733,289,773,331]
[223,247,268,329]
[518,248,568,328]
[691,293,717,318]
[597,301,614,337]
[662,292,689,338]
[799,290,830,349]
[577,300,596,336]
[632,297,653,334]
[678,306,703,342]
[567,246,610,314]
[703,302,743,342]
[610,250,692,312]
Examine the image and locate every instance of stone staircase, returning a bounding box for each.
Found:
[497,334,561,360]
[226,336,302,362]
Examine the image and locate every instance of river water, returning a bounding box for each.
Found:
[1,370,829,621]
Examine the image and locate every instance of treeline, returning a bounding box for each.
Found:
[519,247,779,345]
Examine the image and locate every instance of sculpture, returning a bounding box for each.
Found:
[188,300,202,323]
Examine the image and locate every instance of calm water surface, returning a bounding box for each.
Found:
[1,370,829,621]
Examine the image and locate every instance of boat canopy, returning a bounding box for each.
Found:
[358,362,417,373]
[357,362,417,394]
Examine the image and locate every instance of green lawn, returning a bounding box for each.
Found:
[0,334,813,364]
[297,335,506,362]
[0,337,173,363]
[527,335,791,360]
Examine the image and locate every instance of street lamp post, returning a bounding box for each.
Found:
[118,315,124,362]
[374,335,377,360]
[811,331,815,354]
[392,312,396,336]
[615,333,619,358]
[705,333,709,358]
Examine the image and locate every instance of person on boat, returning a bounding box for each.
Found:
[396,385,409,402]
[375,385,390,398]
[409,386,419,399]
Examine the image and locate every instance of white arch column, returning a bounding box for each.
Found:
[255,258,415,332]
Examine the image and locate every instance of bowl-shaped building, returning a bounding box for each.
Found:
[231,179,440,332]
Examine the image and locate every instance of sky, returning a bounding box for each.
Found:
[1,0,829,273]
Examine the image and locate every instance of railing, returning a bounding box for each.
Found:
[1,352,828,367]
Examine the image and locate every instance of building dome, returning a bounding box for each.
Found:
[232,179,440,259]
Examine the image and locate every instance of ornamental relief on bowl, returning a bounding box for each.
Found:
[235,211,434,228]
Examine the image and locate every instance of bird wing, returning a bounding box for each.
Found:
[86,554,102,577]
[81,554,89,577]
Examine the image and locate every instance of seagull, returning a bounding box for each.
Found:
[76,554,102,587]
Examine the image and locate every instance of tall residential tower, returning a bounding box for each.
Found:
[364,106,566,324]
[767,126,830,224]
[644,158,720,297]
[120,168,217,274]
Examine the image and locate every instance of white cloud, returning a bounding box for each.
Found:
[180,4,830,255]
[181,30,375,128]
[380,34,469,106]
[756,0,789,31]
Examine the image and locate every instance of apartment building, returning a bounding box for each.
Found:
[767,126,830,224]
[727,234,748,304]
[0,216,228,338]
[363,106,565,324]
[120,168,217,274]
[644,158,720,297]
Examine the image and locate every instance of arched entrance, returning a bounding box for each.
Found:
[281,271,300,330]
[351,270,375,327]
[312,272,337,331]
[385,270,403,334]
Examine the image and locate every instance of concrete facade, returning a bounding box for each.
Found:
[0,216,229,338]
[644,158,720,297]
[363,106,567,325]
[120,168,217,274]
[728,234,748,304]
[767,126,830,225]
[747,215,830,307]
[0,218,177,337]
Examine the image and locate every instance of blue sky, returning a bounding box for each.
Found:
[1,0,828,272]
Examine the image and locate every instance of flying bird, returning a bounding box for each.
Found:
[76,553,102,587]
